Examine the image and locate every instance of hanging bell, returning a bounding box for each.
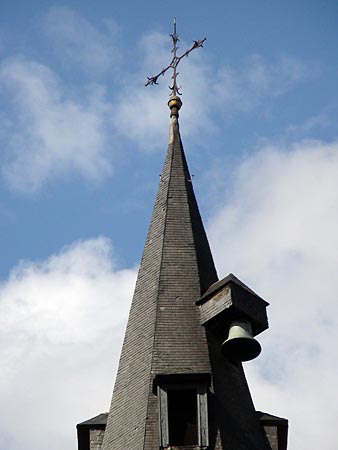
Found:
[221,320,261,362]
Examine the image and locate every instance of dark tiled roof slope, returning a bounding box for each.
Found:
[77,413,108,427]
[102,116,270,450]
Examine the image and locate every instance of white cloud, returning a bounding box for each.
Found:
[0,237,137,450]
[0,8,122,193]
[211,54,312,113]
[43,6,120,74]
[208,138,338,450]
[286,110,337,138]
[0,58,113,192]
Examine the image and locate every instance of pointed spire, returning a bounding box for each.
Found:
[102,82,219,450]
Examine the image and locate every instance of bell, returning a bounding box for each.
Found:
[221,320,261,362]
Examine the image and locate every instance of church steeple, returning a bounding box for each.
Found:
[101,83,221,449]
[102,92,268,450]
[78,23,288,450]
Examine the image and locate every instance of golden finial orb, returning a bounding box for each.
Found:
[168,95,182,117]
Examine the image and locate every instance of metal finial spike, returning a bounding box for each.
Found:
[145,20,206,101]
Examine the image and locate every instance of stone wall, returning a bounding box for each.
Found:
[90,429,105,450]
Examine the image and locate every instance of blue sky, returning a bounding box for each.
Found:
[0,1,338,450]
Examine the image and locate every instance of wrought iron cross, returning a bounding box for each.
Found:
[145,18,206,96]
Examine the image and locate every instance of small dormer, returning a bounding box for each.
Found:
[257,411,288,450]
[77,413,108,450]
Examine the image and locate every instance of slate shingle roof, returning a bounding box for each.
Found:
[101,113,270,450]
